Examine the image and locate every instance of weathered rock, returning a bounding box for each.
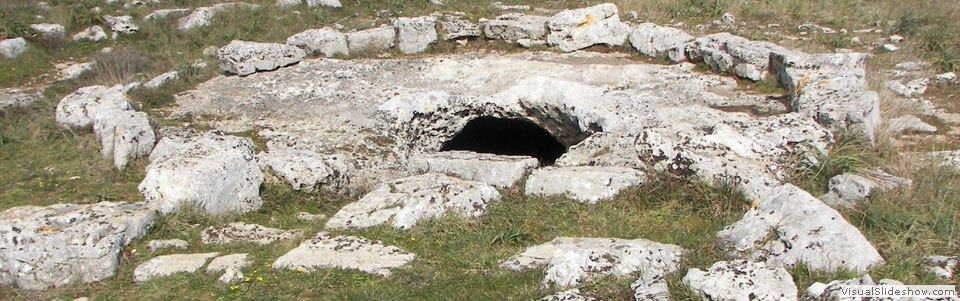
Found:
[632,270,670,301]
[517,38,546,48]
[720,12,736,25]
[55,85,134,128]
[326,173,500,230]
[883,44,899,52]
[92,109,155,170]
[716,184,884,272]
[258,150,351,194]
[888,115,937,134]
[0,38,28,59]
[132,252,220,282]
[286,28,348,58]
[393,16,438,54]
[539,289,598,301]
[206,253,249,273]
[683,260,798,301]
[408,151,537,188]
[686,32,791,81]
[806,274,915,300]
[296,212,326,221]
[629,22,694,60]
[926,256,958,280]
[482,13,548,41]
[144,71,179,88]
[0,88,40,111]
[819,173,878,209]
[55,61,94,81]
[218,40,306,76]
[143,8,192,21]
[501,237,683,289]
[29,23,65,39]
[276,0,301,8]
[493,1,530,11]
[439,14,481,40]
[545,3,630,52]
[217,268,243,283]
[272,232,415,277]
[524,166,644,203]
[147,239,188,252]
[930,150,960,170]
[138,133,264,215]
[345,25,395,54]
[887,78,929,97]
[895,61,930,70]
[933,72,957,83]
[306,0,341,8]
[72,26,108,42]
[0,202,156,290]
[177,3,260,30]
[200,222,303,245]
[103,15,138,34]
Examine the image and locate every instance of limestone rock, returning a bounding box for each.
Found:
[345,25,395,54]
[147,239,189,252]
[206,253,249,273]
[55,85,134,128]
[132,252,220,282]
[217,268,243,283]
[72,26,107,41]
[482,13,548,41]
[272,232,415,277]
[0,38,28,59]
[806,275,916,300]
[895,61,930,70]
[177,3,260,30]
[286,28,348,58]
[296,212,326,221]
[276,0,301,8]
[629,22,694,60]
[55,61,94,81]
[92,109,155,170]
[930,150,960,170]
[632,270,670,301]
[138,133,264,215]
[408,151,538,188]
[144,71,179,88]
[29,23,65,39]
[524,166,644,204]
[393,16,438,54]
[440,14,481,40]
[819,173,879,209]
[887,78,929,97]
[686,32,791,81]
[889,114,937,134]
[683,260,798,301]
[200,222,303,245]
[501,237,683,288]
[545,3,630,52]
[143,8,192,21]
[306,0,341,8]
[325,173,500,230]
[539,289,598,301]
[716,184,884,272]
[0,88,40,111]
[103,15,138,34]
[517,38,546,48]
[258,150,351,194]
[0,202,156,290]
[933,72,957,83]
[926,256,958,280]
[218,40,306,76]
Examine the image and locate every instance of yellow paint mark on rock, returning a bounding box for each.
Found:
[577,14,595,29]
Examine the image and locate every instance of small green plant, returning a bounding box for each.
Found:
[790,135,872,194]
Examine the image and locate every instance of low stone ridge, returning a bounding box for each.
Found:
[55,85,133,128]
[482,13,548,41]
[272,232,415,277]
[103,15,139,34]
[888,114,937,134]
[539,289,598,301]
[286,27,349,58]
[296,212,326,221]
[72,26,108,42]
[144,71,179,88]
[393,16,438,54]
[258,150,351,194]
[926,256,958,280]
[629,22,693,60]
[545,3,630,52]
[178,3,260,30]
[92,109,155,170]
[684,32,791,81]
[200,222,303,245]
[887,78,929,98]
[345,25,396,54]
[407,151,538,188]
[501,237,683,288]
[0,202,156,290]
[682,260,798,301]
[439,14,481,40]
[218,40,306,76]
[325,173,500,230]
[632,270,670,301]
[524,166,644,204]
[29,23,65,40]
[0,88,40,111]
[0,37,29,59]
[138,133,264,215]
[716,184,884,273]
[144,8,192,21]
[147,239,189,252]
[132,252,220,282]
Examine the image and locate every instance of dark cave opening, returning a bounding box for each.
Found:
[439,117,567,165]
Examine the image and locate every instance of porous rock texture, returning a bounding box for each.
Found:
[56,85,155,170]
[407,151,538,188]
[683,260,798,301]
[0,37,28,59]
[258,150,351,194]
[272,232,415,277]
[0,88,40,111]
[345,25,396,54]
[393,16,438,54]
[629,22,694,60]
[482,14,549,41]
[545,3,630,52]
[524,166,644,203]
[132,252,220,282]
[286,27,349,57]
[0,202,156,290]
[178,3,260,30]
[200,222,303,245]
[217,40,306,76]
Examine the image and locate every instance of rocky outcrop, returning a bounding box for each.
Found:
[147,239,189,252]
[29,23,65,40]
[629,22,693,60]
[501,237,683,288]
[206,253,249,283]
[887,78,929,98]
[143,8,192,21]
[272,232,415,277]
[345,26,395,54]
[632,270,670,301]
[685,32,791,81]
[0,88,40,111]
[143,71,179,88]
[683,260,798,301]
[325,173,500,230]
[545,3,630,52]
[55,85,133,128]
[925,256,958,280]
[524,166,644,203]
[218,40,306,76]
[482,14,548,41]
[132,252,220,282]
[818,171,911,209]
[138,133,264,215]
[887,115,937,134]
[103,15,138,35]
[539,289,598,301]
[0,202,156,290]
[306,0,341,8]
[72,26,108,42]
[439,14,481,40]
[258,150,351,194]
[393,16,438,54]
[408,151,537,188]
[0,38,28,59]
[200,222,303,245]
[716,184,884,272]
[286,28,349,57]
[178,3,260,30]
[56,85,154,170]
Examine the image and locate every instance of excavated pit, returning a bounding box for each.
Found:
[439,117,567,165]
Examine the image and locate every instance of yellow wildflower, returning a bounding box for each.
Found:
[257,276,263,282]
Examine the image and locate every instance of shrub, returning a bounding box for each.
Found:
[87,47,149,86]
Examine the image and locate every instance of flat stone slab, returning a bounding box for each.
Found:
[325,173,500,230]
[217,40,305,76]
[206,253,249,273]
[482,13,548,41]
[408,151,538,188]
[501,237,683,288]
[683,260,798,301]
[632,270,670,301]
[0,88,40,111]
[539,289,598,301]
[133,252,220,282]
[258,150,350,194]
[524,166,644,203]
[201,222,303,245]
[147,239,189,252]
[272,232,415,277]
[545,3,630,52]
[0,202,156,290]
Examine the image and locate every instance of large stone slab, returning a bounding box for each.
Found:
[0,202,156,290]
[72,26,107,41]
[138,133,264,215]
[345,25,395,54]
[200,222,303,245]
[325,173,500,230]
[272,232,415,277]
[1,37,28,59]
[482,13,548,41]
[501,237,683,288]
[408,151,537,188]
[218,40,306,76]
[632,270,670,301]
[716,184,884,272]
[685,32,792,81]
[683,260,798,301]
[629,22,693,60]
[132,252,220,282]
[55,85,134,128]
[0,88,40,111]
[258,150,351,194]
[286,27,349,57]
[103,15,138,34]
[92,109,155,170]
[524,166,644,203]
[393,16,437,54]
[545,3,630,52]
[439,14,481,40]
